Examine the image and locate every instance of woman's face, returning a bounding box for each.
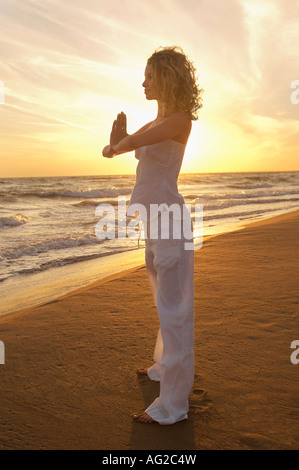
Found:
[142,63,158,101]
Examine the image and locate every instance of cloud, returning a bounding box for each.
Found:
[0,0,298,176]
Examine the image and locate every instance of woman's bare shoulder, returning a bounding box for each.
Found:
[166,112,191,127]
[132,120,155,136]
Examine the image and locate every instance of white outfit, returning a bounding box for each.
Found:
[127,124,195,425]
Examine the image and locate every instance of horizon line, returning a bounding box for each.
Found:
[2,169,299,179]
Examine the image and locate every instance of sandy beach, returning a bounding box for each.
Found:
[0,209,298,450]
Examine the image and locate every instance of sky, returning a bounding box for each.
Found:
[0,0,298,177]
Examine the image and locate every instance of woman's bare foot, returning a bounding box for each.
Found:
[133,412,157,424]
[137,368,148,375]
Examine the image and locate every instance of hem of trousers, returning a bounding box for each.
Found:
[145,406,188,425]
[147,364,161,382]
[145,397,189,425]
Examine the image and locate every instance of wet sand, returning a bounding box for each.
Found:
[0,210,298,449]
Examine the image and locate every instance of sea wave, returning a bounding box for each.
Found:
[187,189,299,202]
[73,199,121,207]
[0,214,28,228]
[0,233,102,260]
[0,194,18,203]
[202,197,299,211]
[202,207,281,221]
[38,188,133,198]
[1,188,133,199]
[226,183,273,189]
[2,246,139,279]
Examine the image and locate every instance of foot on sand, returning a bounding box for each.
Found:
[133,412,157,424]
[137,368,148,376]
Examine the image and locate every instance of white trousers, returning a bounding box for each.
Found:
[143,212,194,425]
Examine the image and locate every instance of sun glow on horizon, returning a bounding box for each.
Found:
[0,0,298,177]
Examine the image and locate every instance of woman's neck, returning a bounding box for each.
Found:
[157,101,176,119]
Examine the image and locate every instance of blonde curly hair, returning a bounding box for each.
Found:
[147,46,204,121]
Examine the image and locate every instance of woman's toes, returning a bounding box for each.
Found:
[137,369,148,375]
[144,415,154,423]
[138,414,147,422]
[133,412,156,423]
[143,413,156,423]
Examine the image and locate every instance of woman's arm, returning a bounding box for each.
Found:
[112,113,191,153]
[102,145,128,158]
[102,114,154,158]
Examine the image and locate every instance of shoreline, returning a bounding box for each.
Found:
[2,206,299,318]
[0,207,298,449]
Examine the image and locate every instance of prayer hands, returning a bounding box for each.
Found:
[110,112,128,150]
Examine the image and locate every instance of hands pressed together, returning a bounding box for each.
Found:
[102,112,128,158]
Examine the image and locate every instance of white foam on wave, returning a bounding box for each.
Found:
[1,233,101,260]
[0,247,146,316]
[0,214,28,228]
[38,188,132,198]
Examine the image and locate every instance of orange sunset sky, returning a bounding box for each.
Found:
[0,0,298,177]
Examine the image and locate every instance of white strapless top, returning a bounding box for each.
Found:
[127,125,189,222]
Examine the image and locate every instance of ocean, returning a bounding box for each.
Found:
[1,171,299,315]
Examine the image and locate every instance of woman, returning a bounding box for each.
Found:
[102,46,203,424]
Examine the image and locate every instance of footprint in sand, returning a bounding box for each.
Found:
[239,433,279,450]
[189,380,212,413]
[192,388,207,397]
